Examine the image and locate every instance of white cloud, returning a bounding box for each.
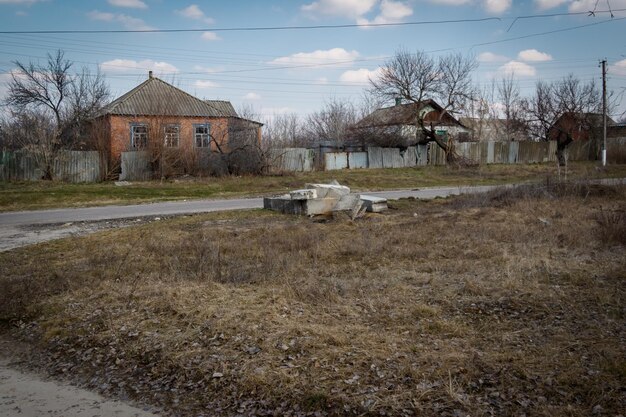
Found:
[357,0,412,26]
[569,0,626,13]
[192,65,222,73]
[478,52,509,62]
[243,92,261,100]
[87,10,154,30]
[610,59,626,76]
[339,68,383,84]
[315,77,329,85]
[533,0,626,12]
[176,4,214,24]
[518,49,553,62]
[100,59,179,74]
[499,61,537,77]
[483,0,511,14]
[270,48,359,68]
[302,0,377,18]
[429,0,510,13]
[427,0,471,5]
[107,0,147,9]
[534,0,568,9]
[200,31,221,41]
[194,80,219,89]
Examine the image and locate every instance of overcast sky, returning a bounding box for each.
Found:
[0,0,625,121]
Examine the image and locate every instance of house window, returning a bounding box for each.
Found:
[130,124,148,149]
[194,124,210,148]
[164,124,180,147]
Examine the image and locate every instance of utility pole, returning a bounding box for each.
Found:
[601,59,607,166]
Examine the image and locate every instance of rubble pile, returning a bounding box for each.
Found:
[263,182,387,216]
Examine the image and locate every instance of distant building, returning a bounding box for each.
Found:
[458,117,530,142]
[95,72,262,167]
[547,112,614,143]
[352,99,469,147]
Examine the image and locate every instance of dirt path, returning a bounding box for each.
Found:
[0,339,160,417]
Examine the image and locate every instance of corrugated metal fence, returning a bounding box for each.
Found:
[120,151,151,181]
[2,138,624,181]
[270,138,626,172]
[0,150,101,182]
[267,148,315,172]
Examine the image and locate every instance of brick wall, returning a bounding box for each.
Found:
[106,115,230,162]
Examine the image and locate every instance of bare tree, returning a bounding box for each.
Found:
[302,98,358,147]
[263,113,305,148]
[369,49,477,162]
[524,74,601,165]
[497,75,528,141]
[4,50,109,179]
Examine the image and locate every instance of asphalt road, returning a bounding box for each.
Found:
[0,185,497,227]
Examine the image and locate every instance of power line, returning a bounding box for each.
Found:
[0,9,622,35]
[506,8,621,31]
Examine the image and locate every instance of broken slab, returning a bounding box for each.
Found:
[264,182,387,216]
[305,183,350,199]
[359,195,388,213]
[290,188,317,200]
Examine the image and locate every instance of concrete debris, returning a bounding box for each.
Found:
[289,189,317,200]
[360,195,388,213]
[264,183,387,216]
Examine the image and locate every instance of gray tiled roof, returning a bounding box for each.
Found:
[101,77,238,118]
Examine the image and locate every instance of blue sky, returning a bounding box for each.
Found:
[0,0,625,121]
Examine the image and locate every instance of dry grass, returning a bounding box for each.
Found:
[1,182,625,416]
[2,161,626,212]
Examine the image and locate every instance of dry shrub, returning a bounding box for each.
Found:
[595,208,626,245]
[452,180,624,210]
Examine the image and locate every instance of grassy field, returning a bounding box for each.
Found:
[2,162,626,212]
[1,179,624,416]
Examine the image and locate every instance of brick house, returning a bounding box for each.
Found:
[96,72,262,175]
[547,112,614,143]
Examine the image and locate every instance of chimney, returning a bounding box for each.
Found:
[148,70,153,79]
[395,97,402,106]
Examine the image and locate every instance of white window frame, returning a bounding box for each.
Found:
[130,123,148,149]
[194,123,210,148]
[164,124,180,148]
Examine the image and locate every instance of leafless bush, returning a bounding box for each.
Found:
[451,180,624,209]
[595,208,626,245]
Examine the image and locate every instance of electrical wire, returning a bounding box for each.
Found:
[0,9,622,35]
